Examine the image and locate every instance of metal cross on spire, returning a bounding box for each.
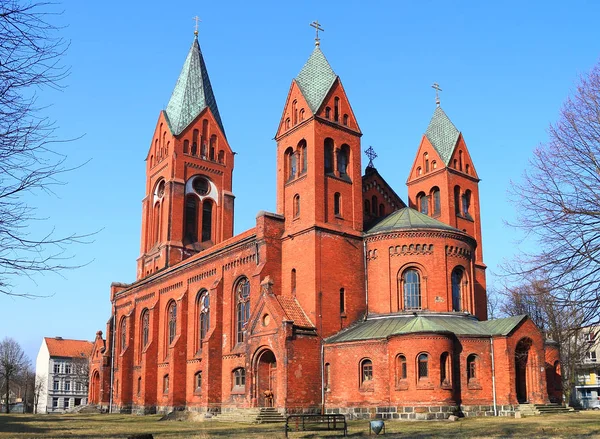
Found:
[193,16,201,36]
[432,82,442,107]
[310,20,324,46]
[365,146,378,168]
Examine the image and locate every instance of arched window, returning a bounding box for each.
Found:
[153,201,161,245]
[167,301,177,345]
[233,368,246,387]
[299,109,305,122]
[185,195,198,243]
[325,107,331,119]
[432,160,437,170]
[137,377,142,396]
[451,268,463,312]
[291,269,296,295]
[120,318,126,353]
[209,135,216,161]
[418,353,429,380]
[417,166,422,176]
[218,150,225,164]
[343,114,348,126]
[424,152,429,173]
[337,144,350,176]
[141,309,149,349]
[198,290,210,344]
[454,186,461,215]
[163,374,169,393]
[467,354,478,383]
[462,190,472,218]
[285,147,296,181]
[325,363,331,390]
[459,150,463,171]
[192,129,199,156]
[379,204,384,217]
[285,118,290,129]
[334,97,340,122]
[372,196,377,214]
[466,164,470,174]
[360,359,373,386]
[183,139,189,154]
[431,187,441,216]
[364,199,370,214]
[299,140,307,174]
[292,100,298,125]
[403,269,421,310]
[334,192,341,216]
[201,120,208,157]
[441,352,451,386]
[195,371,202,391]
[201,200,213,242]
[417,192,428,215]
[293,194,300,218]
[396,354,407,384]
[554,361,562,390]
[236,278,250,344]
[324,138,334,173]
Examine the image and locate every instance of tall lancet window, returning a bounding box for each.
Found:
[236,278,250,344]
[185,195,198,243]
[168,301,177,345]
[120,318,127,353]
[141,309,149,349]
[201,200,213,242]
[324,138,334,173]
[451,268,463,311]
[402,269,421,310]
[198,290,210,344]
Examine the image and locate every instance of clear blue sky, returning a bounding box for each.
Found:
[3,0,599,363]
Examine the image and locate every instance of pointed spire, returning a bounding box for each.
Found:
[165,35,225,136]
[295,47,337,114]
[424,106,460,165]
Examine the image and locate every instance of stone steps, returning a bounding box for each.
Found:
[518,403,575,417]
[215,407,286,424]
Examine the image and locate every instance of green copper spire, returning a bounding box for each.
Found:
[424,107,460,165]
[165,35,225,136]
[295,46,337,114]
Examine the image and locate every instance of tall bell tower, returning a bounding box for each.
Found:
[274,27,365,336]
[137,31,235,280]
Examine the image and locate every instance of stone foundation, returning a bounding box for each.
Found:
[325,404,517,420]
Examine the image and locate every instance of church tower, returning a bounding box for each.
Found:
[274,34,365,336]
[137,32,235,280]
[406,100,487,319]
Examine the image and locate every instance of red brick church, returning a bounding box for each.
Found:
[88,29,562,419]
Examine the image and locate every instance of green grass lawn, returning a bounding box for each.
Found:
[0,411,599,438]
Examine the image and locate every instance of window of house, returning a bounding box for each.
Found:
[183,139,189,154]
[424,153,429,172]
[339,288,345,314]
[285,118,290,129]
[141,309,150,348]
[299,109,305,122]
[403,269,421,310]
[462,190,472,218]
[198,290,210,344]
[454,186,461,215]
[236,278,250,344]
[293,194,300,218]
[325,363,331,390]
[65,364,72,374]
[64,398,69,409]
[459,150,463,171]
[451,268,463,312]
[431,188,440,216]
[167,301,177,345]
[163,374,169,393]
[195,371,202,391]
[586,351,597,362]
[76,382,82,392]
[324,138,334,173]
[53,363,60,374]
[52,397,58,408]
[417,167,422,176]
[53,381,59,391]
[74,398,81,406]
[465,164,470,174]
[201,200,213,242]
[418,354,429,380]
[233,368,246,388]
[585,332,596,343]
[120,318,127,353]
[192,129,199,156]
[334,192,341,216]
[209,135,216,161]
[396,354,407,384]
[467,354,478,382]
[432,160,437,170]
[360,359,373,387]
[292,100,298,125]
[64,381,70,391]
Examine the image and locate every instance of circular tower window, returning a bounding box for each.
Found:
[192,177,210,195]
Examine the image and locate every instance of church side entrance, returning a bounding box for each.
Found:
[515,338,533,403]
[255,349,277,407]
[90,370,100,404]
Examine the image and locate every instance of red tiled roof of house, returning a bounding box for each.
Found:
[44,337,93,358]
[276,297,315,329]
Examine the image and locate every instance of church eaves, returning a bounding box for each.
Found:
[425,106,460,165]
[165,36,225,136]
[295,46,337,114]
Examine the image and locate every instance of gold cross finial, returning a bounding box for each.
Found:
[310,20,324,46]
[432,82,442,107]
[193,16,201,36]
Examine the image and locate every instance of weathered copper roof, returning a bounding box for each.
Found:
[425,106,460,165]
[366,207,460,235]
[325,314,527,344]
[295,46,337,114]
[165,35,224,136]
[277,296,315,329]
[45,337,93,358]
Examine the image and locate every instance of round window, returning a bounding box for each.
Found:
[156,180,165,198]
[262,314,270,326]
[192,177,210,195]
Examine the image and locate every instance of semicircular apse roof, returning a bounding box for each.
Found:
[366,207,461,235]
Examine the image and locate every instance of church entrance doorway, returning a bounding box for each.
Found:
[90,370,100,404]
[515,338,532,403]
[255,349,277,407]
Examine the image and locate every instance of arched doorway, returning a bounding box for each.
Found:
[255,349,277,407]
[90,370,100,404]
[515,338,533,403]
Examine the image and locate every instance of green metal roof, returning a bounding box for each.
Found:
[325,314,527,344]
[425,106,460,165]
[366,207,460,235]
[165,36,225,136]
[295,46,337,114]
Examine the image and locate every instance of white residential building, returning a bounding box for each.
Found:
[575,327,600,409]
[35,337,93,413]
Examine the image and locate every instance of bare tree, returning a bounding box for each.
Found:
[33,372,45,413]
[0,0,92,297]
[71,354,89,394]
[499,279,588,404]
[506,61,600,325]
[0,337,30,413]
